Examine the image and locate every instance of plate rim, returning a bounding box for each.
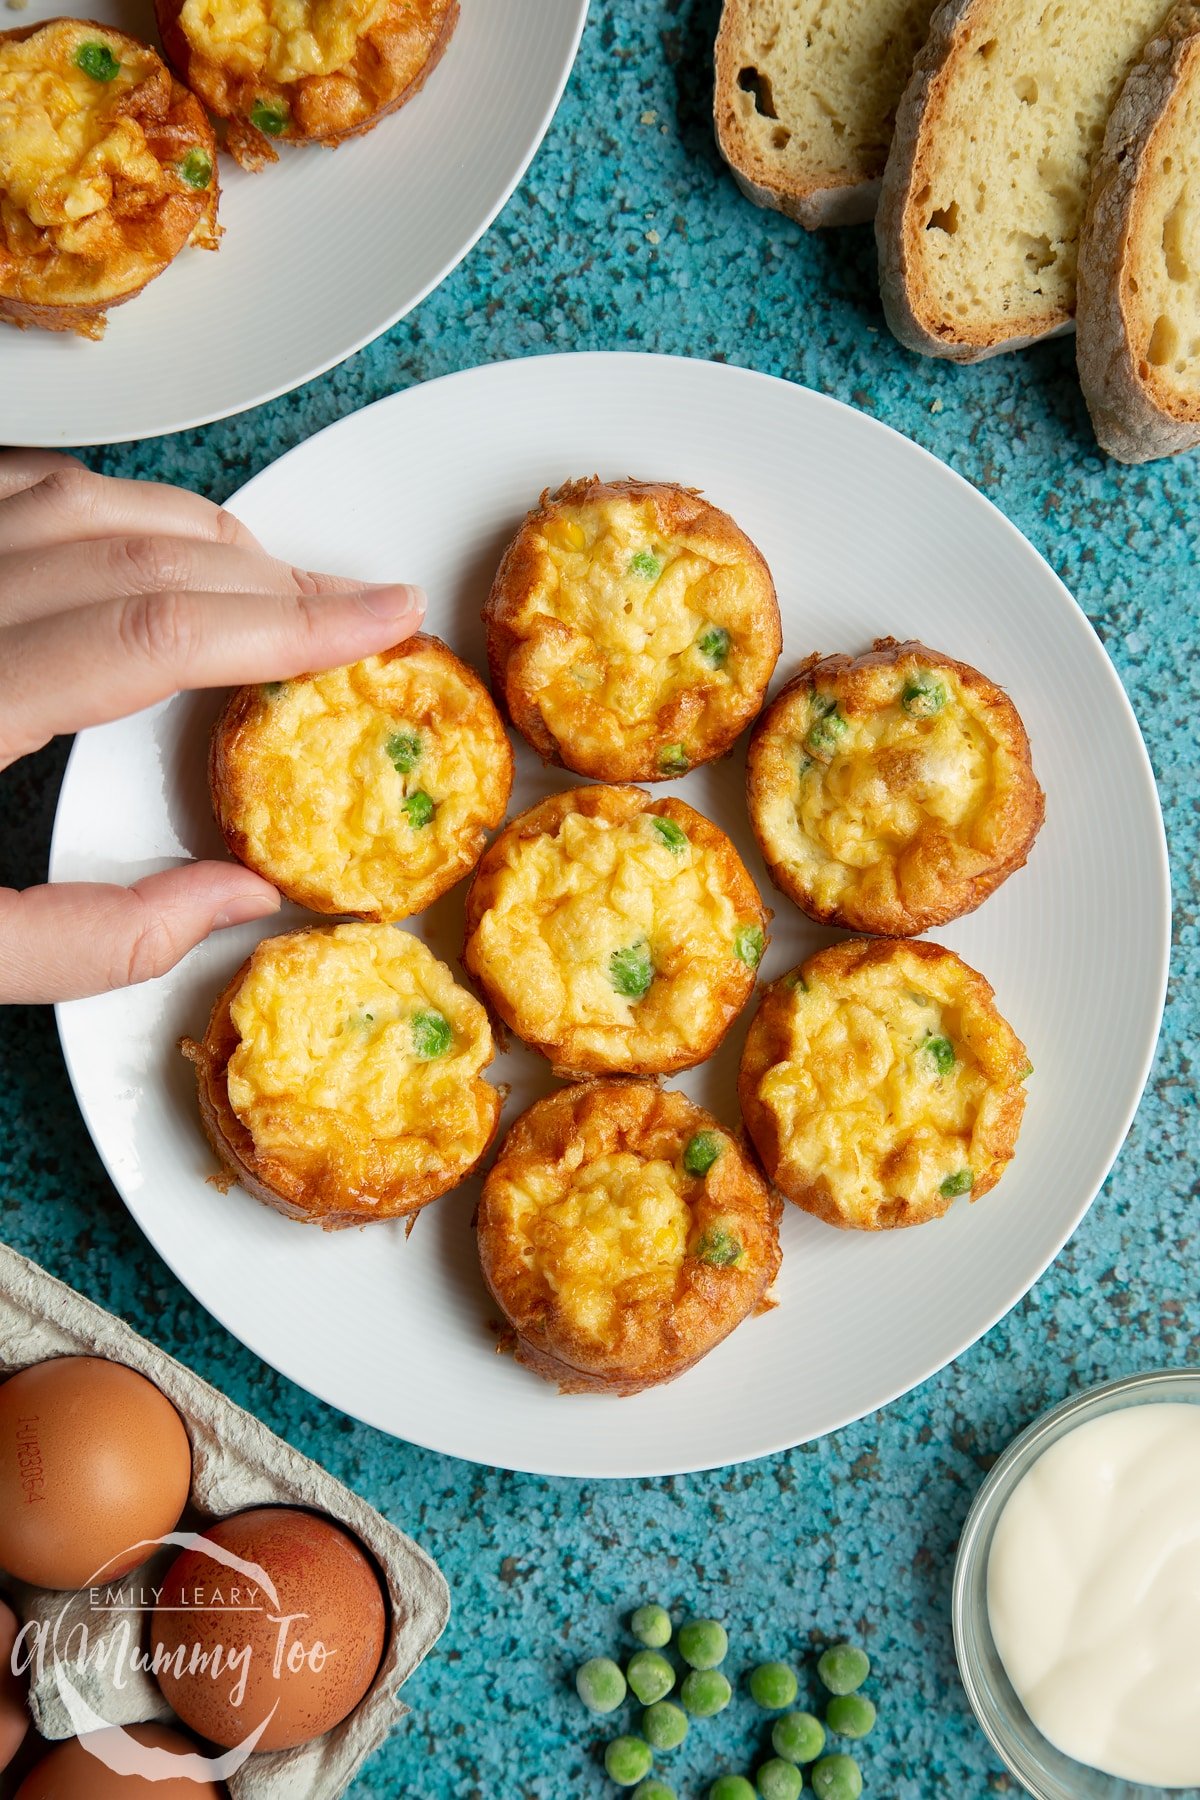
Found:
[52,351,1173,1476]
[7,1,590,449]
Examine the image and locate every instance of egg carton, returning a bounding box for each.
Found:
[0,1241,450,1799]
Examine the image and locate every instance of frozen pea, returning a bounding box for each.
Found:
[631,1603,672,1648]
[810,1755,862,1800]
[749,1662,799,1710]
[816,1644,870,1696]
[576,1656,626,1713]
[642,1701,688,1752]
[681,1668,732,1717]
[678,1618,728,1669]
[772,1712,825,1764]
[757,1759,804,1800]
[709,1779,756,1800]
[633,1783,677,1800]
[605,1737,654,1787]
[825,1695,875,1740]
[627,1650,675,1705]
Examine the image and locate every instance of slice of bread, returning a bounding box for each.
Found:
[714,0,940,229]
[1077,5,1200,461]
[877,0,1179,360]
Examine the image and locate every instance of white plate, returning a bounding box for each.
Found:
[3,1,587,447]
[52,354,1170,1477]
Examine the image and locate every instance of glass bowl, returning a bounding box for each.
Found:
[954,1368,1200,1800]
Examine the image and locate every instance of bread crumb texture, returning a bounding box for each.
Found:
[226,923,496,1192]
[720,0,939,191]
[1128,47,1200,405]
[908,0,1176,340]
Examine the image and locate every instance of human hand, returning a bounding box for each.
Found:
[0,452,426,1004]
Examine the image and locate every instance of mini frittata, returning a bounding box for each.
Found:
[477,1080,783,1394]
[463,784,770,1076]
[0,18,219,340]
[210,636,514,923]
[738,937,1030,1231]
[183,923,503,1227]
[747,639,1044,936]
[484,478,782,782]
[155,0,458,169]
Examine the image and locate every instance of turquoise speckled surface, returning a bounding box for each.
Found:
[2,3,1197,1795]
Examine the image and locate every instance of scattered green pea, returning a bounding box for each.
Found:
[734,924,764,967]
[1019,1062,1034,1080]
[749,1662,799,1710]
[576,1656,626,1713]
[816,1644,870,1697]
[658,743,689,774]
[683,1131,723,1178]
[642,1701,688,1752]
[631,1603,672,1649]
[605,1736,654,1787]
[411,1010,452,1060]
[697,625,731,667]
[756,1759,804,1800]
[627,1650,675,1705]
[806,705,847,758]
[708,1778,756,1800]
[695,1228,743,1269]
[633,1605,672,1648]
[825,1694,876,1740]
[923,1034,955,1077]
[901,675,947,717]
[74,41,120,80]
[386,729,422,774]
[772,1712,825,1764]
[940,1168,974,1198]
[177,147,213,189]
[630,550,663,580]
[633,1782,677,1800]
[403,789,435,828]
[651,816,688,854]
[810,1755,862,1800]
[678,1619,728,1670]
[262,680,286,698]
[610,941,654,1001]
[250,98,288,135]
[681,1668,732,1717]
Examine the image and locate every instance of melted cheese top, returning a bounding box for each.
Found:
[179,0,388,83]
[503,1152,692,1341]
[512,493,771,759]
[468,808,753,1060]
[226,924,494,1178]
[230,652,506,918]
[0,30,163,242]
[756,664,1021,916]
[757,953,1011,1224]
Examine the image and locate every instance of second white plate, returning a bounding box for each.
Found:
[52,354,1170,1476]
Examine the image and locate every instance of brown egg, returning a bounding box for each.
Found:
[0,1358,192,1590]
[15,1722,224,1796]
[151,1508,386,1752]
[0,1598,29,1773]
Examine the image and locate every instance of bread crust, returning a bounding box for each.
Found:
[746,637,1043,936]
[876,0,1078,360]
[713,0,880,229]
[738,937,1029,1230]
[484,476,780,784]
[154,0,457,170]
[0,18,219,340]
[182,926,503,1229]
[1077,7,1200,463]
[462,784,770,1077]
[477,1080,783,1395]
[209,634,513,924]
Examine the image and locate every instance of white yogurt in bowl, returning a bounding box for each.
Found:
[986,1404,1200,1788]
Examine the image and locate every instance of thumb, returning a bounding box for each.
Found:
[0,864,280,1004]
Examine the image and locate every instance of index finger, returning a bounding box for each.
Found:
[0,460,263,556]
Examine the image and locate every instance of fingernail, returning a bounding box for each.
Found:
[355,583,426,620]
[212,891,281,930]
